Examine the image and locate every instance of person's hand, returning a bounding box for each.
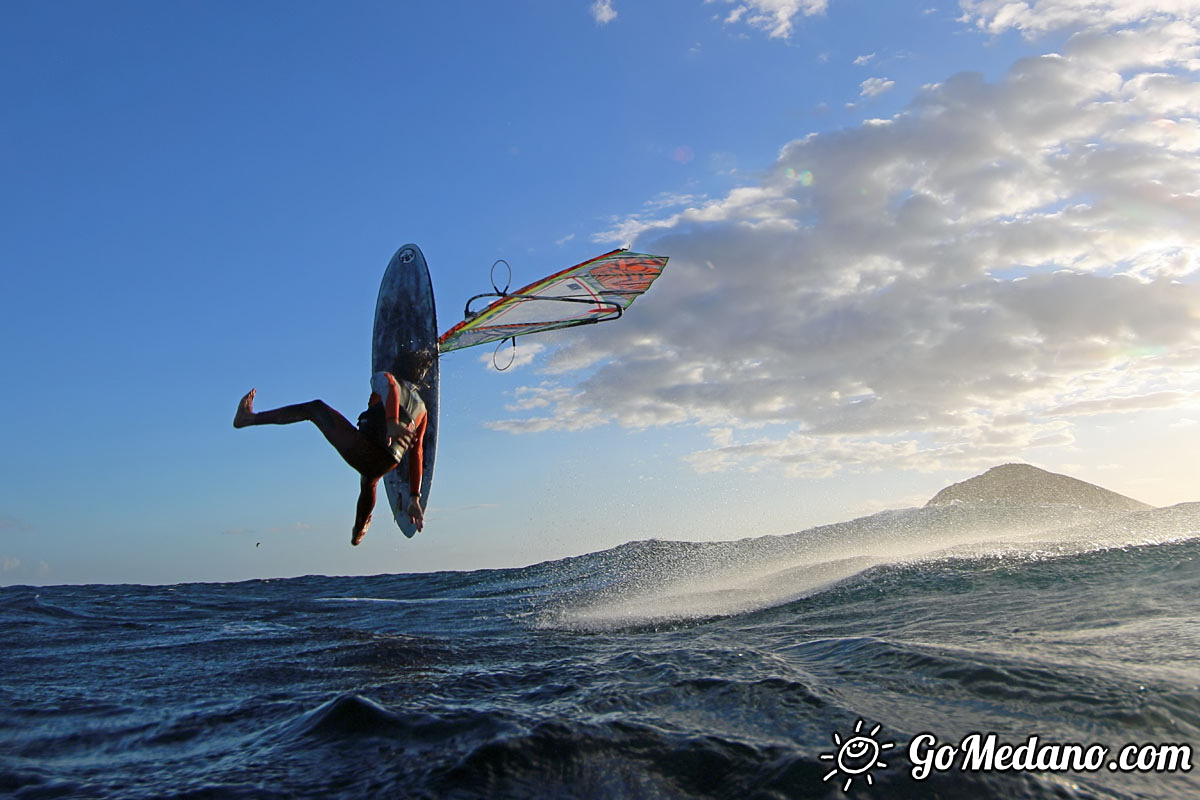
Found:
[388,424,416,452]
[407,496,424,532]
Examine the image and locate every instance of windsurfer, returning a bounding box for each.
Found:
[233,351,434,545]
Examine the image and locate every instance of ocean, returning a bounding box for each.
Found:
[3,500,1198,799]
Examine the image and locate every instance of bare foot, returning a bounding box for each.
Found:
[351,518,370,546]
[233,389,257,428]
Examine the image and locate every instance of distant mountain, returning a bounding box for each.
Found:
[926,464,1153,511]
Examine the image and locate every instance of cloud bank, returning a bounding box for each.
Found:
[492,2,1200,478]
[959,0,1200,37]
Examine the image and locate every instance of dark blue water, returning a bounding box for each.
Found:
[3,502,1199,799]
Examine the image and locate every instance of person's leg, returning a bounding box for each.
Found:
[234,389,394,476]
[352,475,379,546]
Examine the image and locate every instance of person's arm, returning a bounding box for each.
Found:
[406,412,426,496]
[380,374,405,446]
[406,412,427,531]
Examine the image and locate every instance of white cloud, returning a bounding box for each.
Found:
[591,0,617,25]
[854,53,877,65]
[713,0,829,39]
[490,6,1200,479]
[480,341,546,373]
[860,77,896,97]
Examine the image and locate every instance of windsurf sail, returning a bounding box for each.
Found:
[437,249,669,354]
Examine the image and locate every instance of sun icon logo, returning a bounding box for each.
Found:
[820,719,895,792]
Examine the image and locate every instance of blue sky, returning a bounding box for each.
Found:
[3,1,1199,585]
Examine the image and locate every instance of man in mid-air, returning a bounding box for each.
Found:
[233,350,433,545]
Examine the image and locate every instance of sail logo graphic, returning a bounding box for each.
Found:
[820,719,895,791]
